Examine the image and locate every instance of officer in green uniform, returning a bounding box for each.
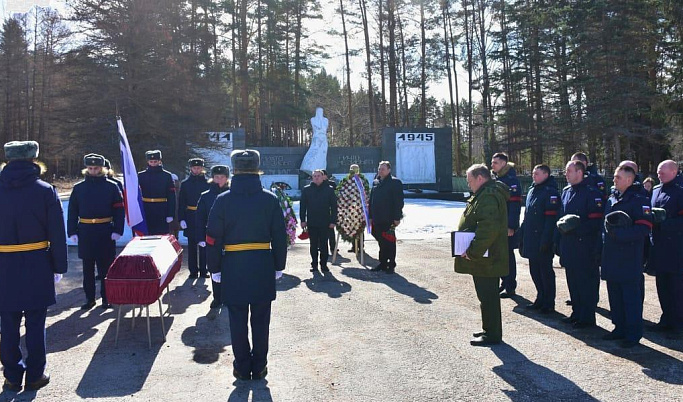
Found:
[454,164,510,346]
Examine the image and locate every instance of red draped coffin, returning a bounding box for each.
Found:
[105,235,183,305]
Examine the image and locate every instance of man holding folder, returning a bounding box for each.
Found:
[454,164,510,346]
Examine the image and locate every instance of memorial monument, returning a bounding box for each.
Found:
[300,107,329,175]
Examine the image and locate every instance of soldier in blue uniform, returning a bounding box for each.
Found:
[0,141,67,392]
[601,165,652,347]
[557,160,604,328]
[571,152,608,202]
[520,165,560,313]
[67,154,125,310]
[138,150,176,235]
[196,165,230,313]
[206,150,287,381]
[649,160,683,339]
[491,152,521,298]
[178,158,210,278]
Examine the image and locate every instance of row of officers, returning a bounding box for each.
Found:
[491,151,683,348]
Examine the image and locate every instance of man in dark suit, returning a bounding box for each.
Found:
[369,161,404,273]
[206,149,287,381]
[0,141,67,392]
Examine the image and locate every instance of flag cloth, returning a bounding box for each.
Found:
[117,117,148,236]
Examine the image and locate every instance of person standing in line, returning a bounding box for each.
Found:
[138,150,176,235]
[454,164,509,346]
[520,164,560,313]
[369,161,404,274]
[300,169,337,273]
[178,158,210,278]
[490,152,521,298]
[197,165,230,316]
[67,153,124,310]
[206,150,287,381]
[321,169,338,255]
[0,141,67,392]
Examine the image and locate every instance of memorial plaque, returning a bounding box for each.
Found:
[326,147,381,174]
[257,147,306,175]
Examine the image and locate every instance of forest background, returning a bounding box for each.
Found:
[0,0,681,178]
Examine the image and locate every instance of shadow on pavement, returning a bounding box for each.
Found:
[491,344,598,400]
[75,313,175,398]
[228,379,273,402]
[46,306,116,354]
[509,294,683,385]
[161,276,211,315]
[0,389,38,401]
[276,273,302,292]
[303,271,352,299]
[181,312,231,364]
[341,267,438,304]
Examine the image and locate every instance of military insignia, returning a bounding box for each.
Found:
[598,182,605,191]
[642,205,651,215]
[550,195,558,204]
[595,197,602,208]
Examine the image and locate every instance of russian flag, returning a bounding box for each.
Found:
[117,117,148,236]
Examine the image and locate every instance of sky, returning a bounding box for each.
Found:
[2,0,471,106]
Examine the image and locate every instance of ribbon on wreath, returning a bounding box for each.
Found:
[353,174,371,234]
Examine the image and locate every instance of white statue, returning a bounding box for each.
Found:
[300,107,329,176]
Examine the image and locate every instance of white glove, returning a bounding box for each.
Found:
[166,217,173,223]
[211,272,221,283]
[69,235,78,244]
[275,271,283,280]
[111,233,121,241]
[54,273,63,283]
[180,220,187,229]
[198,241,206,247]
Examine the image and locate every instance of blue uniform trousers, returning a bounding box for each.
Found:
[227,302,272,377]
[529,253,555,309]
[607,279,643,342]
[1,308,48,384]
[500,236,517,292]
[211,279,222,305]
[656,273,683,330]
[567,262,599,324]
[186,236,207,275]
[83,256,112,304]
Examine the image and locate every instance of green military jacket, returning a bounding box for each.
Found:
[454,179,510,277]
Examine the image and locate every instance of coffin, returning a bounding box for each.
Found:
[105,235,183,305]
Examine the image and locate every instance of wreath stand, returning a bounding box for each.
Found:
[332,231,364,266]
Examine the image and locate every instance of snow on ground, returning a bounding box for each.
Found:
[62,198,467,247]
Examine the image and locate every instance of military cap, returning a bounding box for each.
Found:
[556,214,581,234]
[4,141,39,160]
[604,210,632,233]
[104,159,112,169]
[210,165,230,177]
[230,149,260,173]
[145,150,162,160]
[188,158,204,167]
[651,207,667,225]
[321,169,329,177]
[84,153,106,167]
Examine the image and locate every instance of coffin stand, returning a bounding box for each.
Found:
[105,235,183,348]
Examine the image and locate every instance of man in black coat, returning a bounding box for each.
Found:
[206,150,287,381]
[68,154,125,310]
[0,141,67,392]
[138,150,176,235]
[369,161,404,273]
[300,169,338,273]
[178,158,210,278]
[321,169,338,254]
[197,165,230,313]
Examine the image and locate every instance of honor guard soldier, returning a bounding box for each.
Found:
[556,160,604,328]
[601,165,652,348]
[197,165,230,314]
[138,150,176,235]
[178,158,210,278]
[104,158,124,193]
[649,160,683,339]
[206,150,287,381]
[68,154,125,310]
[0,141,67,392]
[491,152,522,298]
[520,165,560,313]
[571,152,608,202]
